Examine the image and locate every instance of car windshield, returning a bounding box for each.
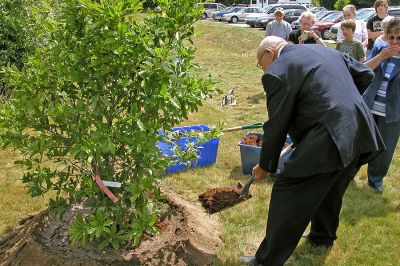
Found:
[355,9,375,20]
[230,7,243,12]
[321,13,341,22]
[315,11,329,20]
[262,6,274,13]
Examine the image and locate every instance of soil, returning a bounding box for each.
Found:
[198,183,251,214]
[241,134,291,150]
[241,134,262,147]
[0,187,222,266]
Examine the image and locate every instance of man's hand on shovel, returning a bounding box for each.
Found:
[252,164,269,181]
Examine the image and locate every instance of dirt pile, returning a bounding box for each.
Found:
[198,184,251,214]
[0,188,222,266]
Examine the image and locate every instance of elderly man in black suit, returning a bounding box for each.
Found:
[240,36,386,266]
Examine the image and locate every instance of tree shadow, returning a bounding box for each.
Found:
[246,92,265,105]
[340,181,395,226]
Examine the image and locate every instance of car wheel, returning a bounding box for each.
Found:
[250,25,255,28]
[231,16,238,23]
[321,29,330,40]
[201,13,207,19]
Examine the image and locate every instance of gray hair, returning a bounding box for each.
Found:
[343,4,356,16]
[299,11,315,24]
[257,36,287,61]
[382,15,394,32]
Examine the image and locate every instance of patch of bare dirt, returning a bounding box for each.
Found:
[198,183,251,214]
[0,187,222,266]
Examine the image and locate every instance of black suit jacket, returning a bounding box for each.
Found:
[259,44,385,177]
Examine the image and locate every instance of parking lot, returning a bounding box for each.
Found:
[202,18,337,44]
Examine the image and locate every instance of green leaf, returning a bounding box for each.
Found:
[137,120,145,131]
[160,84,168,98]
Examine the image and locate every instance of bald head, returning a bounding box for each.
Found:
[257,36,287,61]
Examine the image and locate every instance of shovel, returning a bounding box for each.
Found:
[222,122,263,133]
[238,143,294,198]
[198,143,294,213]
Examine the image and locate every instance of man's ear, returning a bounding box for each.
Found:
[265,48,274,59]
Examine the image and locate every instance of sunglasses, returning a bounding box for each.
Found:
[388,35,400,41]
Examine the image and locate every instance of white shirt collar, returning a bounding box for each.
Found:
[276,45,286,58]
[264,45,287,74]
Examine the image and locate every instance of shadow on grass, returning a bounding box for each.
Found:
[228,166,244,180]
[287,241,332,266]
[246,92,265,105]
[340,181,394,226]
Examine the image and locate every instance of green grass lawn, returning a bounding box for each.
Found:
[1,20,400,265]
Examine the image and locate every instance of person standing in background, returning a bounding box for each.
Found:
[288,11,325,46]
[336,5,368,49]
[265,9,292,41]
[370,16,394,53]
[367,0,388,55]
[336,20,366,62]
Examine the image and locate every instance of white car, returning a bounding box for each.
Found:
[221,7,261,23]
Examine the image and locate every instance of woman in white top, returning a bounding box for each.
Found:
[336,5,368,48]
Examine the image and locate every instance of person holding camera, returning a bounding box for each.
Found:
[288,11,325,46]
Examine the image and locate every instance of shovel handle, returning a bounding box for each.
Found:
[222,122,263,133]
[239,143,294,197]
[239,175,255,196]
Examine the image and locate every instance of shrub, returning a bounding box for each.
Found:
[334,0,351,11]
[0,0,36,98]
[0,0,217,249]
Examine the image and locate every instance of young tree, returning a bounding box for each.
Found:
[0,0,216,249]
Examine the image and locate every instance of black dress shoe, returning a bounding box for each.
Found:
[240,256,263,266]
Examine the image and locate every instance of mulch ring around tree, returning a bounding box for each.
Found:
[0,187,222,266]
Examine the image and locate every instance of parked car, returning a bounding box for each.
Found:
[291,10,337,30]
[309,6,328,13]
[212,6,243,21]
[221,7,261,23]
[246,4,307,28]
[257,14,276,29]
[311,11,343,40]
[283,9,305,24]
[197,2,227,19]
[329,7,400,40]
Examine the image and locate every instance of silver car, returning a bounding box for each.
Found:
[221,7,261,23]
[212,6,243,21]
[197,2,227,19]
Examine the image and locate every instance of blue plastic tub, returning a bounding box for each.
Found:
[238,133,292,175]
[157,125,219,173]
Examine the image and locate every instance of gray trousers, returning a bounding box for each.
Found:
[368,115,400,188]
